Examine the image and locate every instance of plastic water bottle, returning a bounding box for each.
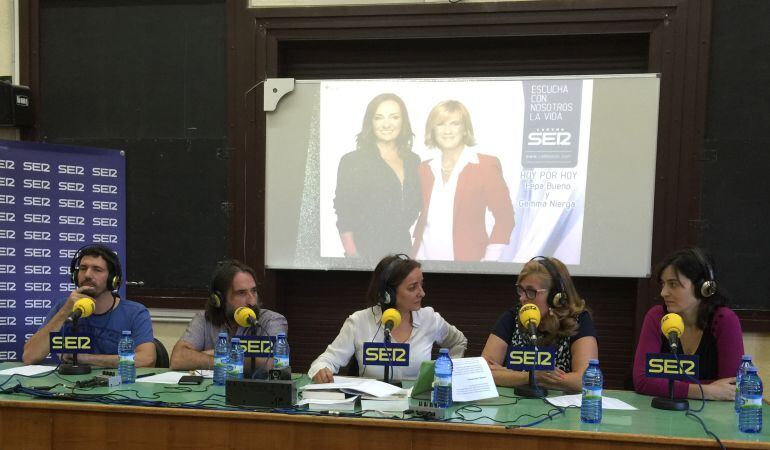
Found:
[213,332,229,386]
[432,348,453,408]
[738,366,763,433]
[117,330,136,384]
[227,337,244,380]
[580,358,603,424]
[273,333,290,369]
[735,355,754,413]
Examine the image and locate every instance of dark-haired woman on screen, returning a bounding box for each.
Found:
[632,247,743,400]
[481,256,597,393]
[333,93,422,263]
[309,254,467,383]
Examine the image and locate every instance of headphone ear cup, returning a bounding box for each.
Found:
[700,280,717,298]
[210,292,223,309]
[380,287,396,309]
[71,269,79,286]
[111,275,121,291]
[553,292,567,308]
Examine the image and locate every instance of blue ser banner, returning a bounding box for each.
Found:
[0,140,126,362]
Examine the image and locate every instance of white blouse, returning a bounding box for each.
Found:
[308,305,468,381]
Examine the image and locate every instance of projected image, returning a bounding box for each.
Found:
[319,79,593,264]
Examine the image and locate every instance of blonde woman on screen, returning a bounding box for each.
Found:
[412,100,514,261]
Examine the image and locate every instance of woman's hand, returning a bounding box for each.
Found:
[536,368,567,386]
[312,368,334,384]
[702,377,736,401]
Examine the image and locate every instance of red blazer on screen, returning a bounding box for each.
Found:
[412,153,514,261]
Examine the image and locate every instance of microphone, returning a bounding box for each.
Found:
[234,306,258,328]
[65,297,95,324]
[661,313,684,352]
[382,308,402,334]
[519,303,541,344]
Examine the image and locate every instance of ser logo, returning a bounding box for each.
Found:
[0,299,17,308]
[506,346,556,371]
[0,351,17,360]
[234,335,275,357]
[527,131,572,146]
[25,316,46,326]
[49,332,94,354]
[645,353,699,380]
[362,342,410,366]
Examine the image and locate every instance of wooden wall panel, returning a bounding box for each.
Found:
[229,0,712,389]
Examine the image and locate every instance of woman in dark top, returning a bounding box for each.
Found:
[633,247,743,400]
[482,256,598,392]
[334,93,422,263]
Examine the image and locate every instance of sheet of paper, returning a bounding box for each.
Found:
[451,357,499,402]
[192,369,214,379]
[301,376,402,398]
[135,371,189,384]
[546,393,638,410]
[0,365,57,376]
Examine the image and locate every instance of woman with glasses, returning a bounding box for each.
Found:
[481,256,597,392]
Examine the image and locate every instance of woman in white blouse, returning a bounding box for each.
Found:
[309,254,468,383]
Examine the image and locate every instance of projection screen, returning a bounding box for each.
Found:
[265,75,660,277]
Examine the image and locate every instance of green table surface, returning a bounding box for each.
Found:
[1,363,768,446]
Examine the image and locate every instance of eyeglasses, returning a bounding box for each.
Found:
[515,284,547,300]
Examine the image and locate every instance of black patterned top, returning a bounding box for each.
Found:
[491,305,596,372]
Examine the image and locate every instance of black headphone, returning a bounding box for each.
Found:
[689,247,717,298]
[378,254,409,310]
[70,244,122,292]
[531,256,567,308]
[209,261,230,309]
[208,260,259,309]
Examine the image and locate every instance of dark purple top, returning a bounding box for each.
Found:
[632,305,744,398]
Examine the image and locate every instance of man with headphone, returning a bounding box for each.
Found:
[22,244,156,367]
[169,260,287,376]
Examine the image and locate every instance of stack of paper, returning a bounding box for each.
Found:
[360,390,410,412]
[298,396,359,412]
[299,376,406,411]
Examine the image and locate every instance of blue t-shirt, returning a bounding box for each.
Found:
[44,297,154,356]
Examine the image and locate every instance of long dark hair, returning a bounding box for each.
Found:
[356,93,414,156]
[365,254,421,307]
[205,260,260,327]
[655,247,729,330]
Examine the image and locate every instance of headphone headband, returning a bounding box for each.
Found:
[70,244,122,292]
[378,254,409,309]
[530,256,567,308]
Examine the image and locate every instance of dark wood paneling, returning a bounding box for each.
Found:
[231,0,713,390]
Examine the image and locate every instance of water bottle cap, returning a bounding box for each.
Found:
[742,355,753,361]
[588,358,599,365]
[746,366,758,373]
[439,348,449,354]
[231,337,241,343]
[277,332,286,338]
[218,332,228,338]
[122,330,131,336]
